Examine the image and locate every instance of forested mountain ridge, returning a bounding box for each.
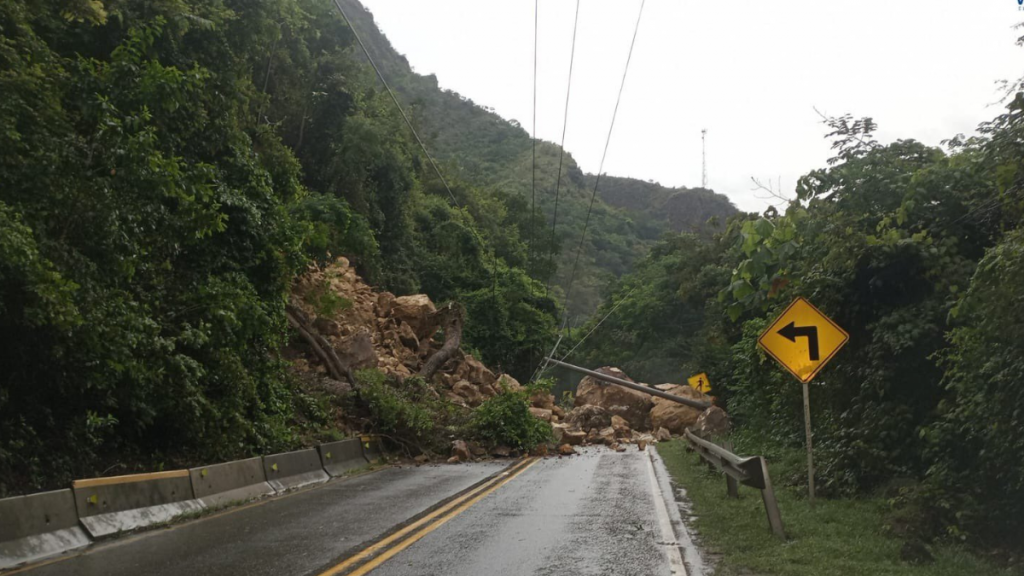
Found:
[338,0,737,318]
[587,174,738,235]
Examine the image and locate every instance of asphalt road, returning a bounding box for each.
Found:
[12,447,702,576]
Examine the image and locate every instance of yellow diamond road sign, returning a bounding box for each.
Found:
[687,373,712,394]
[758,297,849,383]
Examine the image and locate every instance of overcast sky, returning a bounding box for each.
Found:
[359,0,1023,212]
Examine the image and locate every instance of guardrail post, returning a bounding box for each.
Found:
[723,441,739,499]
[759,458,786,541]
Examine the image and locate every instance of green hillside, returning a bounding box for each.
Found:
[338,0,738,319]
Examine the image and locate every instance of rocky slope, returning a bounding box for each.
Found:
[285,257,519,409]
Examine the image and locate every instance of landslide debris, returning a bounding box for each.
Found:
[285,257,519,408]
[557,365,730,449]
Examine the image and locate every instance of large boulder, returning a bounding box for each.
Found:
[568,404,612,431]
[695,406,731,437]
[552,423,585,446]
[452,380,484,407]
[496,374,523,391]
[338,329,377,373]
[574,367,653,430]
[451,440,471,462]
[460,355,497,387]
[650,384,709,435]
[376,292,396,318]
[611,415,631,438]
[392,294,438,341]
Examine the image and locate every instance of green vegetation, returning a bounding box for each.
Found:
[578,103,1024,553]
[659,440,1013,576]
[353,370,550,454]
[337,1,737,318]
[471,378,553,452]
[0,0,565,494]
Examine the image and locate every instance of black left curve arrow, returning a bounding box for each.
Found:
[777,322,819,361]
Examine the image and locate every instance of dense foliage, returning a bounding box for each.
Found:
[576,99,1024,550]
[0,0,560,494]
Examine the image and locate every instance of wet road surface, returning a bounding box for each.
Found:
[12,448,698,576]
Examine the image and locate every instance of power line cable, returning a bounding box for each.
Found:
[560,0,646,325]
[545,0,581,297]
[331,0,505,312]
[331,0,459,207]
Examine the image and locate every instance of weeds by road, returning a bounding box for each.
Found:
[658,440,1016,576]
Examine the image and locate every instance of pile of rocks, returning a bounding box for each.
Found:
[286,257,517,405]
[549,366,732,455]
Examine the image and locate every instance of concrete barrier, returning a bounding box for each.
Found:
[318,439,366,477]
[189,457,274,508]
[0,489,91,569]
[72,470,204,538]
[262,449,329,492]
[361,435,384,464]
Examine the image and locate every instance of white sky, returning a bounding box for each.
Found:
[360,0,1024,212]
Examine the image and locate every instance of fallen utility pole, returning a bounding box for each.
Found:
[543,358,712,410]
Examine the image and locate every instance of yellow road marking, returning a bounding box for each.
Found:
[72,469,190,489]
[319,458,539,576]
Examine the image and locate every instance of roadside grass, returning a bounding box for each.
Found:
[658,440,1016,576]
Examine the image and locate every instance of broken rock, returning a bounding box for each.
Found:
[451,439,471,462]
[529,407,553,422]
[568,404,612,432]
[574,367,653,430]
[392,294,438,341]
[650,385,709,435]
[611,414,632,438]
[695,406,731,437]
[558,444,577,456]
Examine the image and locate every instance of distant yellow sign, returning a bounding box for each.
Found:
[758,297,849,383]
[687,373,712,394]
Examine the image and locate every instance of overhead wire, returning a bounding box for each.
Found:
[559,0,646,328]
[331,0,459,207]
[531,0,647,381]
[330,0,503,311]
[544,0,581,297]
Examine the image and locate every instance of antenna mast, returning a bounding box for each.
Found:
[701,128,708,188]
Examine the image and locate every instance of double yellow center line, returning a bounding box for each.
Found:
[318,457,539,576]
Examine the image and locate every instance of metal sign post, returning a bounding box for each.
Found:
[802,381,815,507]
[759,297,848,507]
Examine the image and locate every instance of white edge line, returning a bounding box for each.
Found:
[649,447,706,576]
[645,448,688,576]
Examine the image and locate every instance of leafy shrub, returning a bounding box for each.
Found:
[353,370,469,453]
[471,378,552,451]
[304,281,352,317]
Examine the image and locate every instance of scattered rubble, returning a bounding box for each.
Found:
[287,260,733,458]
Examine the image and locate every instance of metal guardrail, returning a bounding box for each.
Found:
[543,358,712,410]
[684,429,785,540]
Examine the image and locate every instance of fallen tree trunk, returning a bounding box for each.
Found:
[418,303,463,381]
[285,304,348,382]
